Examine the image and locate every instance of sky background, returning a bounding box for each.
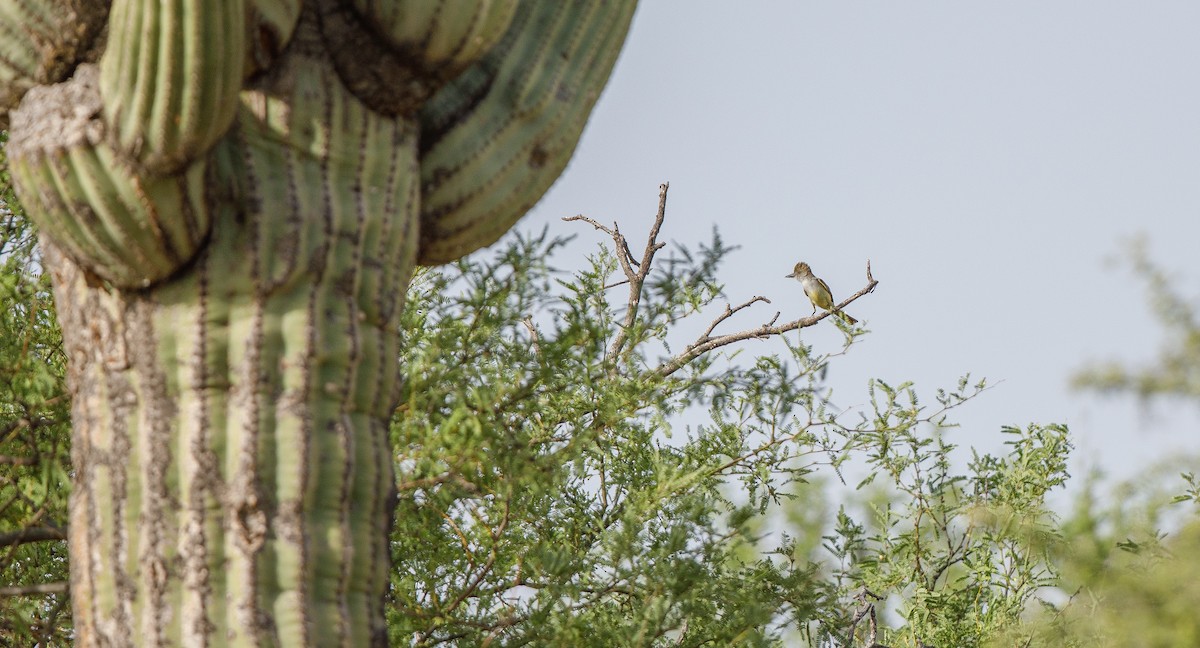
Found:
[505,3,1200,498]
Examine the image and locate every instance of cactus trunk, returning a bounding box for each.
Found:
[48,41,418,648]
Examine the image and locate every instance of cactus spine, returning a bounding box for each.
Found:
[2,1,635,645]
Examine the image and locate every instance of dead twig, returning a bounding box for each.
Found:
[563,182,669,366]
[520,316,542,359]
[847,587,890,648]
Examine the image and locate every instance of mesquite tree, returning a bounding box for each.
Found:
[1,1,634,645]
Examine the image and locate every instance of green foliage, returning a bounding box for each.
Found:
[1072,236,1200,399]
[386,219,1071,646]
[815,381,1070,648]
[1045,241,1200,647]
[388,230,835,646]
[1175,471,1200,509]
[0,132,72,646]
[1012,462,1200,647]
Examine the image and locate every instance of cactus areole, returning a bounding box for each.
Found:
[2,1,636,645]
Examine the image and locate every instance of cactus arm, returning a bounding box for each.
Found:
[5,0,304,289]
[0,0,107,127]
[100,0,247,172]
[8,65,213,288]
[351,0,517,73]
[416,0,637,264]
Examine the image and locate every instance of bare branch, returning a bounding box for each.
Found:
[0,581,68,597]
[521,316,541,359]
[561,214,614,236]
[396,473,479,494]
[564,182,671,365]
[699,296,773,341]
[655,266,877,378]
[846,587,886,647]
[0,525,66,547]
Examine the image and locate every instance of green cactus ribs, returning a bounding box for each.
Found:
[0,0,636,645]
[8,65,213,289]
[416,1,637,264]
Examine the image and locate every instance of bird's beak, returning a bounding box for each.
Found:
[784,273,794,278]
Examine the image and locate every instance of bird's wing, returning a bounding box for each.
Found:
[817,277,834,301]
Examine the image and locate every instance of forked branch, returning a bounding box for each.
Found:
[563,182,668,364]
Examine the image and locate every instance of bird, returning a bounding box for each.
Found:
[786,261,858,325]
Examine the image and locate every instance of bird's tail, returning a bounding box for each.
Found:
[837,310,858,325]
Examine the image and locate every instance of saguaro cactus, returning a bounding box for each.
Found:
[1,1,635,645]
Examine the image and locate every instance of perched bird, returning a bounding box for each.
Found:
[786,262,858,325]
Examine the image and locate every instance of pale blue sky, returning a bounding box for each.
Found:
[520,3,1200,491]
